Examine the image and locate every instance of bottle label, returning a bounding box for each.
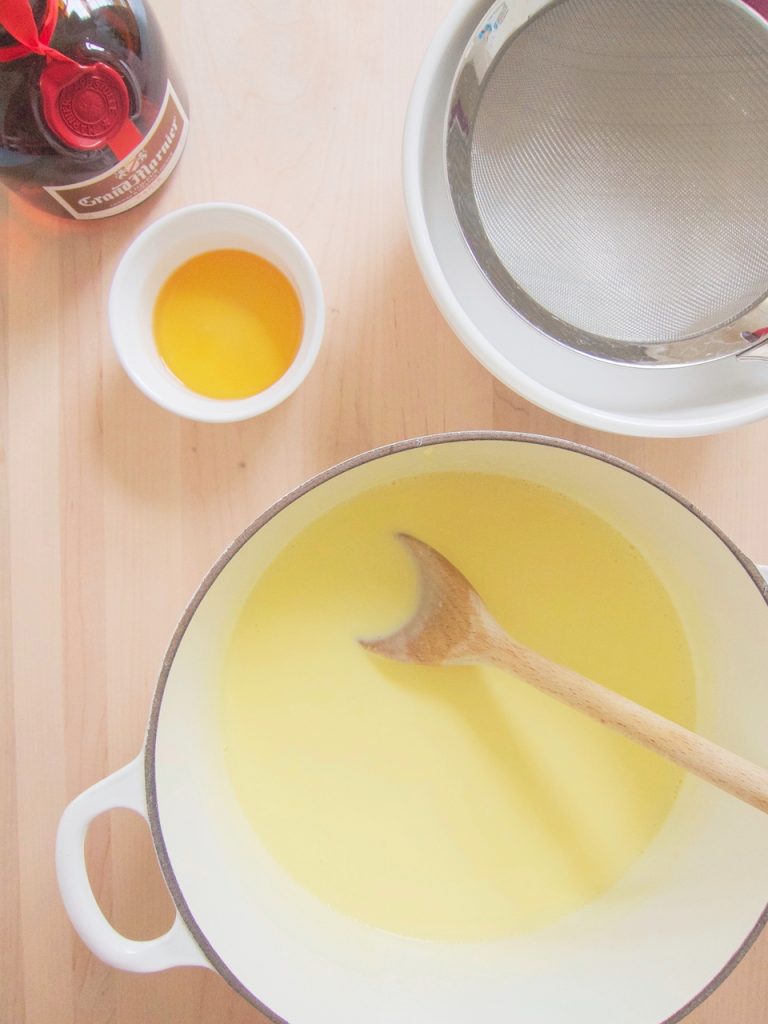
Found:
[43,81,188,219]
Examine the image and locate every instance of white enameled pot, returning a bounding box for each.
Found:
[57,433,768,1024]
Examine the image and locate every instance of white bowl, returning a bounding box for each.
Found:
[402,0,768,437]
[109,203,325,423]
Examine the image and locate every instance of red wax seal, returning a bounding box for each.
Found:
[40,61,130,151]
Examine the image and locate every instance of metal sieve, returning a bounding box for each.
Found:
[445,0,768,366]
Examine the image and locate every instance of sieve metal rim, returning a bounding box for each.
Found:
[444,0,768,367]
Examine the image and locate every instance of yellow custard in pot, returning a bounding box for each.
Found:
[221,473,695,941]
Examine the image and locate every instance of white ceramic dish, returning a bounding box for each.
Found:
[109,202,325,423]
[57,433,768,1024]
[402,0,768,437]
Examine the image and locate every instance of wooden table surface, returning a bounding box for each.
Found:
[2,1,767,1021]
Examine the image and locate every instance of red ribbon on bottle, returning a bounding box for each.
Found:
[0,0,58,62]
[0,0,143,157]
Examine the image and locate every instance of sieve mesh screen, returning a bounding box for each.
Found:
[465,0,768,345]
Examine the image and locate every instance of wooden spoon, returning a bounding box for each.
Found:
[361,533,768,815]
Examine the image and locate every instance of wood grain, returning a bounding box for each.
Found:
[1,1,767,1022]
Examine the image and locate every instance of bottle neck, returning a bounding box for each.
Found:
[0,0,139,156]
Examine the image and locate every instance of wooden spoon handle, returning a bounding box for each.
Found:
[487,635,768,815]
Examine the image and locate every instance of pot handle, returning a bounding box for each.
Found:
[56,753,211,973]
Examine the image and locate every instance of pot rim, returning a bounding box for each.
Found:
[143,430,768,1024]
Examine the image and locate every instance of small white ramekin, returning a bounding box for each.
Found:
[109,202,325,423]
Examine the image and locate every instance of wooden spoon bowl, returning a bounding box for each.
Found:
[362,533,768,815]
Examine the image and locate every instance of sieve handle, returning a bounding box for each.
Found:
[736,330,768,362]
[56,753,211,973]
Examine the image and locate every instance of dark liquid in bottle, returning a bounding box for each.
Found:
[0,0,188,218]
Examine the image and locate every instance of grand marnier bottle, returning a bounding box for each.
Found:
[0,0,188,218]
